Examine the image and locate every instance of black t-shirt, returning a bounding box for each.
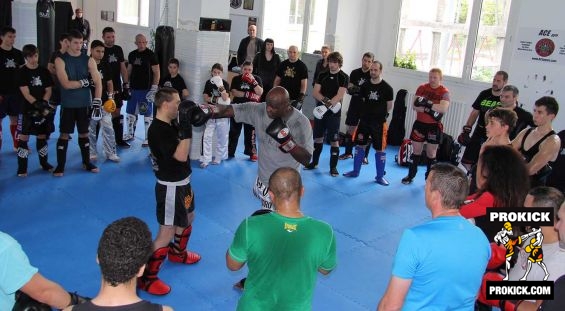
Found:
[148,118,191,182]
[252,52,281,90]
[230,74,263,104]
[312,58,329,87]
[128,48,159,90]
[159,74,188,96]
[359,79,394,123]
[511,105,534,140]
[275,59,308,100]
[90,61,112,100]
[203,79,230,100]
[539,274,565,310]
[0,46,25,94]
[349,67,371,106]
[103,45,125,91]
[315,70,349,117]
[471,88,501,128]
[17,65,53,112]
[547,130,565,192]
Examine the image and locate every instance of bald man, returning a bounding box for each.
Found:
[201,86,313,210]
[227,167,336,310]
[274,46,309,106]
[237,25,264,66]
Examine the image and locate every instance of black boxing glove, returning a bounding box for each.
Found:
[121,83,131,100]
[266,118,297,153]
[68,291,90,306]
[347,85,361,95]
[457,126,472,146]
[12,291,51,311]
[424,106,443,121]
[414,96,433,109]
[290,99,303,111]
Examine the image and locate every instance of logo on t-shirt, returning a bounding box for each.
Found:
[31,76,43,87]
[108,54,118,63]
[284,222,297,232]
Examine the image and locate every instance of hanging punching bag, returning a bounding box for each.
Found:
[36,0,55,67]
[155,26,175,79]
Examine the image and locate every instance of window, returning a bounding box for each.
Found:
[264,0,327,53]
[394,0,512,82]
[117,0,149,27]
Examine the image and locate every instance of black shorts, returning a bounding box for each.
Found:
[19,113,53,136]
[113,94,124,109]
[345,97,362,126]
[155,180,195,227]
[355,121,388,151]
[0,94,23,118]
[461,127,486,165]
[59,107,90,134]
[313,113,340,142]
[409,120,443,144]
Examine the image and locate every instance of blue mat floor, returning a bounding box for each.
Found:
[0,114,430,310]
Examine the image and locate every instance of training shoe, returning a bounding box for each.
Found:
[303,163,317,170]
[168,250,201,264]
[375,177,390,186]
[107,154,121,162]
[41,163,54,172]
[117,140,131,148]
[401,176,414,185]
[338,153,353,160]
[362,157,369,165]
[83,162,100,173]
[200,162,208,168]
[330,167,339,177]
[211,160,221,165]
[250,154,258,162]
[123,134,134,142]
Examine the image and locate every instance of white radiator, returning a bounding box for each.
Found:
[404,93,469,138]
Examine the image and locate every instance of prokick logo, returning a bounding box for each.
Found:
[39,9,51,18]
[486,208,555,300]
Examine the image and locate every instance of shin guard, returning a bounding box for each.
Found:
[36,138,53,171]
[54,139,69,175]
[168,225,201,264]
[79,137,98,172]
[375,151,389,186]
[138,247,171,295]
[343,146,365,177]
[307,142,323,168]
[17,140,29,175]
[330,146,339,170]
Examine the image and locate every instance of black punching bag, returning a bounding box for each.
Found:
[36,0,55,67]
[155,26,175,79]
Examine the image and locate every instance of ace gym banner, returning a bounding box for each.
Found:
[514,27,565,65]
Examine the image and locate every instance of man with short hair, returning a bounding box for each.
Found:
[126,33,160,147]
[54,30,102,176]
[378,163,490,310]
[0,26,25,151]
[498,84,533,140]
[237,25,264,66]
[304,51,349,177]
[512,96,560,187]
[459,71,508,171]
[401,68,450,184]
[227,167,336,310]
[340,52,375,161]
[64,217,172,311]
[274,45,308,109]
[69,8,91,53]
[102,26,131,148]
[139,88,201,295]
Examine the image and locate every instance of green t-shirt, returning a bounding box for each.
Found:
[229,212,337,311]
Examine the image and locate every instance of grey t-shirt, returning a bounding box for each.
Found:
[233,102,314,185]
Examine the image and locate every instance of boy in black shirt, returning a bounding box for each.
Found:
[159,58,189,100]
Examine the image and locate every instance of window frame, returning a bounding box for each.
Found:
[117,0,150,27]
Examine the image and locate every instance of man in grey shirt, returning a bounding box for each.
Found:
[201,86,313,209]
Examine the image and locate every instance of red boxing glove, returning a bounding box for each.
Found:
[478,272,519,311]
[242,73,258,87]
[487,243,507,270]
[245,91,261,102]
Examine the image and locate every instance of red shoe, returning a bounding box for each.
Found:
[138,276,171,295]
[250,154,258,162]
[168,250,201,264]
[168,226,201,264]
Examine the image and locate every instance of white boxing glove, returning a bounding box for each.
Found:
[217,97,231,105]
[146,85,158,103]
[313,105,328,119]
[210,76,223,88]
[329,102,342,114]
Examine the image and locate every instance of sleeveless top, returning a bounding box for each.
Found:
[519,128,556,163]
[72,300,162,311]
[60,52,92,108]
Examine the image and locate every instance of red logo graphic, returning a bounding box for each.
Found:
[535,38,555,57]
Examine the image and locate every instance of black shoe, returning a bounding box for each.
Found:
[117,140,131,148]
[304,163,317,170]
[362,157,369,165]
[338,153,352,160]
[401,176,414,185]
[330,167,339,177]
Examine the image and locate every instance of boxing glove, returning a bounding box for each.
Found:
[103,99,117,113]
[478,272,522,311]
[424,106,443,121]
[69,291,90,305]
[121,82,131,100]
[457,126,472,146]
[210,76,223,88]
[242,73,258,87]
[91,98,103,121]
[329,102,342,114]
[313,105,328,119]
[266,118,297,153]
[216,97,231,106]
[487,243,507,270]
[146,84,158,103]
[79,78,90,88]
[245,91,261,102]
[177,100,196,139]
[291,99,303,110]
[414,96,433,109]
[189,103,214,127]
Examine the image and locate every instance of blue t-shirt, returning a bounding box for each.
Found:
[392,216,490,310]
[0,232,38,310]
